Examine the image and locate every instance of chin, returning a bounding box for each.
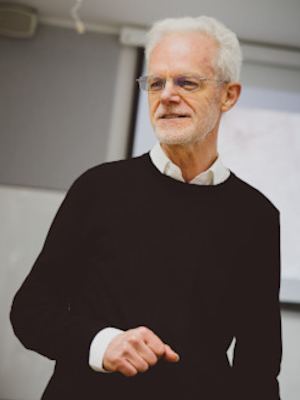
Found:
[154,127,207,146]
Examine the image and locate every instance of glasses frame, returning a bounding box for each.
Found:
[136,74,229,93]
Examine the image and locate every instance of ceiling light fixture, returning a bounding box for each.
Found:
[71,0,85,34]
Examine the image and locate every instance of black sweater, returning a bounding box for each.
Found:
[10,154,282,400]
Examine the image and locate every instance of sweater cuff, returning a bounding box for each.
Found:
[89,327,124,372]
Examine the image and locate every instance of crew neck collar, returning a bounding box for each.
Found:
[149,142,230,185]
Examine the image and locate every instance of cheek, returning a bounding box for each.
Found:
[185,99,199,118]
[181,94,203,113]
[148,97,159,119]
[191,95,216,118]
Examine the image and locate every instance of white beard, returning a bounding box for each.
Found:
[153,104,220,146]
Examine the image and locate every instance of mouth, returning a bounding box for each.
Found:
[160,114,189,120]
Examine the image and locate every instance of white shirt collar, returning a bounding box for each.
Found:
[149,142,230,185]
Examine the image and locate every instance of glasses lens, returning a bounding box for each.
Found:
[174,76,201,91]
[147,76,164,92]
[138,76,203,92]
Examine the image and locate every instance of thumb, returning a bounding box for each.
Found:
[163,344,180,363]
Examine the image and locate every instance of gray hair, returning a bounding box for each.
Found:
[145,16,242,82]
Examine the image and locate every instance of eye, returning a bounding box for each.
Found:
[176,76,201,91]
[148,77,164,91]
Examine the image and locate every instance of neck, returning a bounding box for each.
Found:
[161,138,218,183]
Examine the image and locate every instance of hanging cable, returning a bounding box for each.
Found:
[71,0,85,34]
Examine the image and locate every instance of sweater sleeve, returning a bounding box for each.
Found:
[232,205,282,400]
[10,168,107,366]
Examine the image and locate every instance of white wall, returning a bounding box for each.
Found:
[280,309,300,400]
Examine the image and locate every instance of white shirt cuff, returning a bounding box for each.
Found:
[89,327,124,372]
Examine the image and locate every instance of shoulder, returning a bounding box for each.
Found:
[70,154,149,191]
[55,155,149,217]
[91,154,148,177]
[229,172,279,221]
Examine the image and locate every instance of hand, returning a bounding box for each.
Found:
[103,326,179,377]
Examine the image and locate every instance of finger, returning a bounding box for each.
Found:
[139,328,166,359]
[124,348,151,373]
[133,339,159,367]
[163,344,180,363]
[117,359,139,377]
[125,329,159,366]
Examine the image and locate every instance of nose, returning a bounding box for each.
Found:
[160,79,181,104]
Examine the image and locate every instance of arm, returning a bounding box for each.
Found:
[232,207,282,400]
[10,170,106,365]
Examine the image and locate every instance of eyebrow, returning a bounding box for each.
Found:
[148,72,206,78]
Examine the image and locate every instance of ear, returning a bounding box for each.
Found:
[220,82,242,112]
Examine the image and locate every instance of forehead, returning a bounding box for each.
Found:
[148,31,218,77]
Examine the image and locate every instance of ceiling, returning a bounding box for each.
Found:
[9,0,300,50]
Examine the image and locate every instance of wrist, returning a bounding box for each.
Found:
[89,327,124,372]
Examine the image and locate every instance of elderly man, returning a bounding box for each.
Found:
[11,16,281,400]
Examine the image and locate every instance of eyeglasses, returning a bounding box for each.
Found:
[136,75,229,93]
